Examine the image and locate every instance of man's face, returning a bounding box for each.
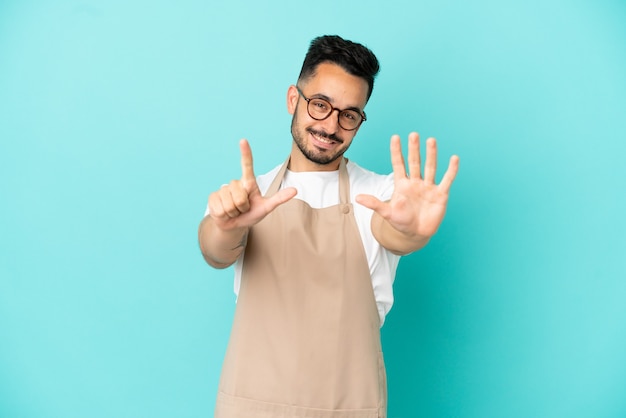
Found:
[287,62,369,171]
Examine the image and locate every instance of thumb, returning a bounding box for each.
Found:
[263,187,297,213]
[356,194,388,216]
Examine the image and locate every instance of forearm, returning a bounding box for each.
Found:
[198,215,249,269]
[371,213,430,256]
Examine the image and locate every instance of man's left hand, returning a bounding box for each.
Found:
[356,132,459,254]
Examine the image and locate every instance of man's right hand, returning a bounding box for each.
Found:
[207,139,297,231]
[209,139,297,231]
[200,139,296,268]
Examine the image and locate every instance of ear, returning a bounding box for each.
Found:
[286,85,299,115]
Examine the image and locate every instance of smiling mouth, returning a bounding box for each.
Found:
[308,129,342,145]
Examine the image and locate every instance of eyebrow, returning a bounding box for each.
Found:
[310,93,364,114]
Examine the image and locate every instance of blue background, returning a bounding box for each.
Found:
[1,1,625,417]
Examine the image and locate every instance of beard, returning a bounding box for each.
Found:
[290,108,351,166]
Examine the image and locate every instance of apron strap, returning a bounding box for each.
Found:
[265,157,290,197]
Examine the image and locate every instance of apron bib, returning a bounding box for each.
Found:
[215,158,387,418]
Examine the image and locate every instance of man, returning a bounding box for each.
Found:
[199,35,459,418]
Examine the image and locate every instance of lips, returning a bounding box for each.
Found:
[308,129,342,150]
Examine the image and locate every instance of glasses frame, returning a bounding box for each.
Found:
[296,86,366,131]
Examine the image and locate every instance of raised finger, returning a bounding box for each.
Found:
[423,137,438,184]
[240,139,256,186]
[389,135,407,182]
[439,155,460,191]
[407,132,421,179]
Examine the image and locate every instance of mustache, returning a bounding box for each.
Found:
[306,127,343,143]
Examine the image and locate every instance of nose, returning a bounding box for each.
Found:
[319,109,341,133]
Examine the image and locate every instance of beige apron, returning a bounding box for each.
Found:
[215,158,387,418]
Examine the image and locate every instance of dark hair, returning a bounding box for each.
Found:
[297,35,380,102]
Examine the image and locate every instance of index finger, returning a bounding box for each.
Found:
[240,139,256,183]
[390,134,408,182]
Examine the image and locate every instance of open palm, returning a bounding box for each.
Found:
[357,132,459,243]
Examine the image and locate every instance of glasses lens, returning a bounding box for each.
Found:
[339,110,361,130]
[308,98,332,119]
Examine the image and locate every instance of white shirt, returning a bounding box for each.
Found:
[206,160,400,326]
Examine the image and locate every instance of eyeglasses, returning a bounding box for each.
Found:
[296,86,366,131]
